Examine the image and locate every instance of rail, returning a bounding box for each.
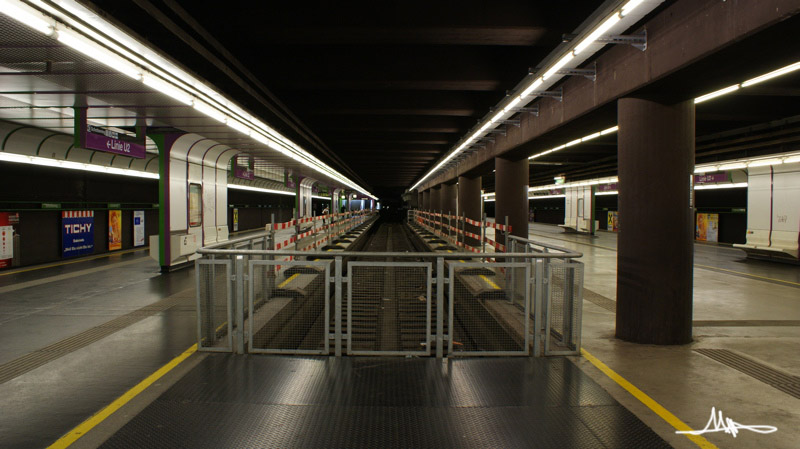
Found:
[195,220,583,358]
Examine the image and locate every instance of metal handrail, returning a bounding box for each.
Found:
[203,231,270,250]
[507,235,579,256]
[196,249,582,259]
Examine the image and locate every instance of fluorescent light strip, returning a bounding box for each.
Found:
[574,13,621,55]
[142,72,193,105]
[694,84,739,104]
[542,53,575,80]
[718,162,747,171]
[621,0,646,17]
[529,194,566,200]
[694,152,800,172]
[600,126,619,135]
[741,61,800,87]
[3,0,377,199]
[0,0,55,35]
[193,100,226,123]
[227,184,295,196]
[0,152,158,178]
[529,127,618,160]
[519,78,544,99]
[56,27,142,80]
[746,158,782,168]
[595,191,619,196]
[694,182,748,190]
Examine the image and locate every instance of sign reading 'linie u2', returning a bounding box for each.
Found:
[84,125,146,159]
[62,211,95,258]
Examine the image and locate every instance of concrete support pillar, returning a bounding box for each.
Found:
[417,191,423,209]
[442,183,458,216]
[616,98,694,345]
[422,190,430,210]
[431,185,442,212]
[458,175,482,247]
[495,156,529,247]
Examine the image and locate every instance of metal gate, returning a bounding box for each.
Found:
[448,262,531,356]
[248,260,332,355]
[195,259,233,352]
[346,261,432,356]
[544,261,583,355]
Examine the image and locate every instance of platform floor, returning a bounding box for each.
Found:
[99,355,669,449]
[0,223,798,448]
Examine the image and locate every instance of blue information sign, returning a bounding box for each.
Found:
[62,211,95,257]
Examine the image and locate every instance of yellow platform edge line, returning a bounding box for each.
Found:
[580,348,718,449]
[0,247,147,277]
[278,273,300,288]
[47,343,198,449]
[479,274,501,290]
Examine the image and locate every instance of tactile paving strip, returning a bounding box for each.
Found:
[695,348,800,399]
[0,290,194,384]
[100,355,672,448]
[583,288,617,312]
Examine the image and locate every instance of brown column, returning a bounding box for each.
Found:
[422,189,430,210]
[417,191,424,209]
[458,175,482,247]
[616,98,694,345]
[442,182,458,216]
[495,156,528,247]
[431,185,442,212]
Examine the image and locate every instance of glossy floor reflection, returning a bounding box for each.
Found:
[100,355,671,449]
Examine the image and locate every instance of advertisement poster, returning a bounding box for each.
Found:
[62,211,94,258]
[189,184,202,227]
[133,210,145,247]
[233,208,239,232]
[607,211,620,232]
[108,210,122,251]
[0,212,14,269]
[696,213,719,242]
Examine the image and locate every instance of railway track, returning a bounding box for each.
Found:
[250,217,523,355]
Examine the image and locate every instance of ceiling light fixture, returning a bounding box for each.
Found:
[741,61,800,87]
[0,151,158,178]
[142,72,193,105]
[193,100,226,123]
[573,13,621,55]
[0,0,55,35]
[56,28,142,80]
[227,184,295,196]
[0,0,377,199]
[694,84,740,104]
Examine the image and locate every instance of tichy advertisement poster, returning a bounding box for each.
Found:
[62,211,94,258]
[109,210,122,251]
[133,210,145,247]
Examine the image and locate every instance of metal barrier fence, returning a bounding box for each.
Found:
[195,226,583,357]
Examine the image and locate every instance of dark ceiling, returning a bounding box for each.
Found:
[85,0,604,197]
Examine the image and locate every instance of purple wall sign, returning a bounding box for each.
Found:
[233,155,255,180]
[694,173,729,184]
[84,125,146,158]
[286,170,296,189]
[598,183,618,192]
